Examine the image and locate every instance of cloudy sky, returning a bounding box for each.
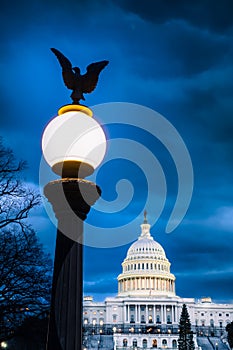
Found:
[1,0,233,303]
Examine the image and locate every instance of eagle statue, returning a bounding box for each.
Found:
[51,48,109,104]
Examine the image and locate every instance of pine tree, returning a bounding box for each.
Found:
[178,304,195,350]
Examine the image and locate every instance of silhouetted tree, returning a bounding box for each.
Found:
[0,227,52,342]
[8,314,49,349]
[226,322,233,350]
[0,139,52,343]
[0,137,40,232]
[178,304,195,350]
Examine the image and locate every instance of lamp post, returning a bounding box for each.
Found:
[42,104,107,350]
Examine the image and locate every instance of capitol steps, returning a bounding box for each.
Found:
[197,337,215,350]
[208,337,229,350]
[85,334,114,350]
[197,337,228,350]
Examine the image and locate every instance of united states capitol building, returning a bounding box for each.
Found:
[83,214,233,350]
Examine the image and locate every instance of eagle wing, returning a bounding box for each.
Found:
[82,60,109,93]
[50,48,76,90]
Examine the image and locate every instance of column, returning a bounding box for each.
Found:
[161,305,163,324]
[123,305,127,323]
[44,179,100,350]
[176,306,178,323]
[130,278,133,291]
[153,305,156,324]
[171,305,173,323]
[127,305,130,323]
[146,305,148,324]
[164,306,167,323]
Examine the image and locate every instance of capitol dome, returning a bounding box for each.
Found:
[117,212,176,297]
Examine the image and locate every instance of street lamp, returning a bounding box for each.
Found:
[42,104,107,349]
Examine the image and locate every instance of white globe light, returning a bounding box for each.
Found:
[42,106,106,177]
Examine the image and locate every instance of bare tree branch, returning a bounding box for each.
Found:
[0,227,52,341]
[0,138,51,341]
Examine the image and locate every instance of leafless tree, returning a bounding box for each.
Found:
[0,138,41,232]
[0,138,52,342]
[0,227,52,342]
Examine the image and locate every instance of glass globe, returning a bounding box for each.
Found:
[42,107,106,178]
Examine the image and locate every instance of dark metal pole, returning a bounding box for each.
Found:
[44,179,101,350]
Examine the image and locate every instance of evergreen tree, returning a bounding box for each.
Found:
[178,304,195,350]
[226,322,233,350]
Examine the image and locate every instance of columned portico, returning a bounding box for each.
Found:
[119,301,179,326]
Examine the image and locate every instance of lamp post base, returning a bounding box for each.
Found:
[44,179,101,350]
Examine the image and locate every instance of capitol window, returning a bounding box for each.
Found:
[123,339,127,347]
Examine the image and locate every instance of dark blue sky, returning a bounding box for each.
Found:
[1,0,233,302]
